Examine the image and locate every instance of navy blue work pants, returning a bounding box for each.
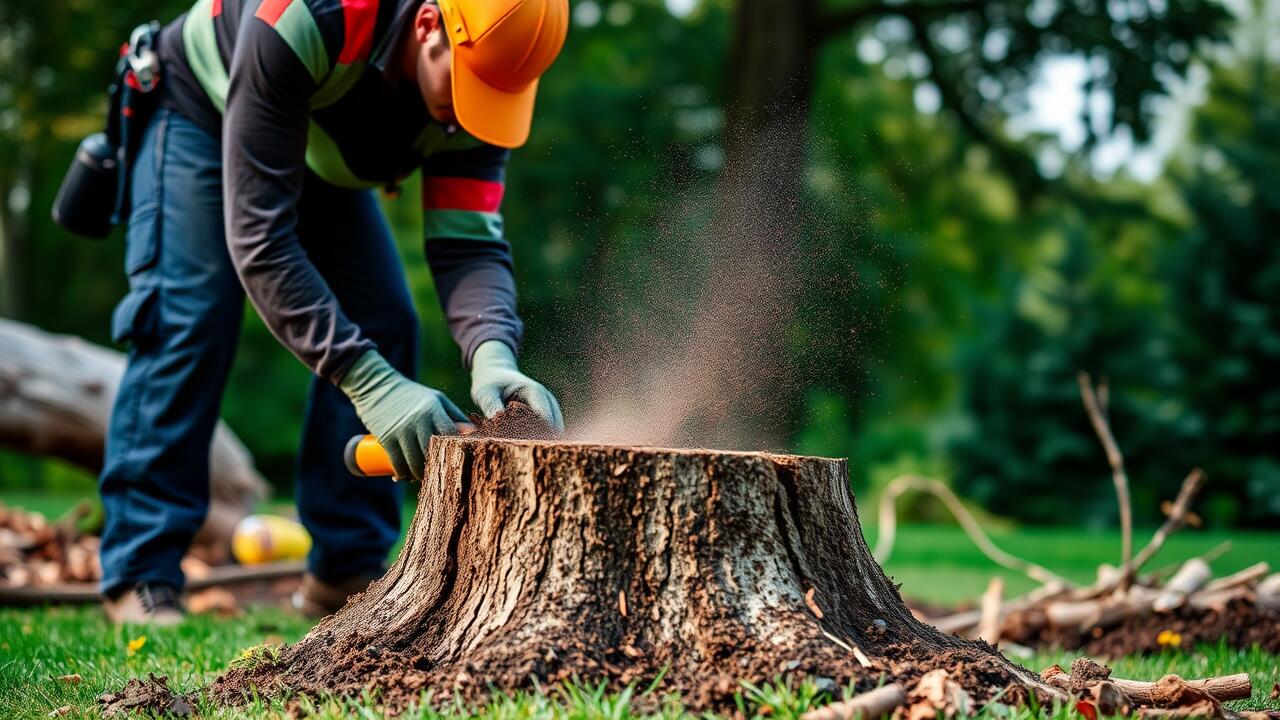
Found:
[98,108,414,596]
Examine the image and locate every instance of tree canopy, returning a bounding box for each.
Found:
[1,0,1275,526]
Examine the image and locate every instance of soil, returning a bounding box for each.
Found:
[98,674,193,717]
[1068,657,1112,692]
[208,622,1033,713]
[1003,599,1280,657]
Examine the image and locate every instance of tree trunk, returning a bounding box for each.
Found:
[0,318,269,547]
[213,436,1043,711]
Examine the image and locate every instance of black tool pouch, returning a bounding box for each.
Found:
[52,22,162,239]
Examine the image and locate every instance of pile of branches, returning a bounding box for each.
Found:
[800,658,1276,720]
[0,500,100,587]
[878,373,1280,655]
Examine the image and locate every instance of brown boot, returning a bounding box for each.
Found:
[293,572,380,619]
[103,583,185,626]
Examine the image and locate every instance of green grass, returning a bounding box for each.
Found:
[2,492,1277,718]
[1,606,1276,719]
[872,524,1280,605]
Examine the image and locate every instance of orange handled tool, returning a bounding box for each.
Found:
[344,424,477,478]
[344,434,395,477]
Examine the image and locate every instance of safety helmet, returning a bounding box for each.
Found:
[436,0,570,148]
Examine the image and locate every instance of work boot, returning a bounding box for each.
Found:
[293,572,380,619]
[103,582,186,626]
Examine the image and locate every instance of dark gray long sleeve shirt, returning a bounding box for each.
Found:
[156,0,523,382]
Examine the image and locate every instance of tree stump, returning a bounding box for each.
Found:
[214,437,1041,711]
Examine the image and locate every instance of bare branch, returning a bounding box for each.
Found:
[1124,468,1207,582]
[874,474,1072,588]
[1078,371,1133,585]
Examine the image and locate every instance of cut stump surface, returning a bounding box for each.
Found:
[212,437,1041,711]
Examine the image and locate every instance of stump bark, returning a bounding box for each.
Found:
[215,437,1041,711]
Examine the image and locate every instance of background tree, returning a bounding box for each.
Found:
[950,0,1280,526]
[2,0,1275,527]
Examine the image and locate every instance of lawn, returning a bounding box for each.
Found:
[2,605,1277,719]
[1,492,1277,718]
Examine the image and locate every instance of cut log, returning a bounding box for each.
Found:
[211,437,1049,711]
[0,319,268,546]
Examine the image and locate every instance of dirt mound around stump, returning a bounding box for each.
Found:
[209,624,1033,712]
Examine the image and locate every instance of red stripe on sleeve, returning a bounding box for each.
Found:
[212,0,223,16]
[338,0,378,63]
[422,177,505,212]
[255,0,293,27]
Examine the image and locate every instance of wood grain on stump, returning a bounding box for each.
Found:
[213,437,1039,711]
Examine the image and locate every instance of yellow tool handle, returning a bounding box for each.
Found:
[344,434,395,477]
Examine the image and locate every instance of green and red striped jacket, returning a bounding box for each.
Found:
[155,0,523,381]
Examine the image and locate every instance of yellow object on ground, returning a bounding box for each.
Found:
[231,514,312,565]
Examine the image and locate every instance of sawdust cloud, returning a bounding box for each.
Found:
[554,114,875,451]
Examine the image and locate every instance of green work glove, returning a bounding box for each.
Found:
[470,340,564,433]
[339,350,468,481]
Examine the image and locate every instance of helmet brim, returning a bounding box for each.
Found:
[451,46,538,149]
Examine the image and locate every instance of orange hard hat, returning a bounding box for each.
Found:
[437,0,569,148]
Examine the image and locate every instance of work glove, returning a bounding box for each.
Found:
[470,340,564,433]
[339,350,468,481]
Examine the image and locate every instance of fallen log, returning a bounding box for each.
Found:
[801,683,908,720]
[207,437,1052,711]
[0,318,269,548]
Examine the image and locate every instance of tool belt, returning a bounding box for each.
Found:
[52,22,163,239]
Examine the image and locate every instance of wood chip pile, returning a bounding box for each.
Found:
[0,501,100,587]
[0,500,301,610]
